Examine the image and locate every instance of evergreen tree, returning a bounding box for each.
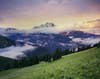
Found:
[94,42,100,48]
[43,54,52,62]
[62,49,72,55]
[52,48,62,61]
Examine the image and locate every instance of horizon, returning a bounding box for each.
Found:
[0,21,100,35]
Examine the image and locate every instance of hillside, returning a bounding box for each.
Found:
[0,35,15,48]
[0,47,100,79]
[0,56,17,71]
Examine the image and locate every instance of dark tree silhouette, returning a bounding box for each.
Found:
[52,48,62,61]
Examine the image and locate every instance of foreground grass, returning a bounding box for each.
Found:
[0,47,100,79]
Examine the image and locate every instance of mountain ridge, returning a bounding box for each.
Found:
[0,27,100,59]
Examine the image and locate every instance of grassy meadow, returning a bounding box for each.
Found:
[0,47,100,79]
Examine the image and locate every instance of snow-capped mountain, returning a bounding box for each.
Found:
[28,22,57,33]
[60,30,100,45]
[5,30,100,52]
[0,26,100,59]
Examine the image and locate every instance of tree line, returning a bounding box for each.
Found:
[0,42,100,71]
[0,48,72,71]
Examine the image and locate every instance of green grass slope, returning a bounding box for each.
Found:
[0,47,100,79]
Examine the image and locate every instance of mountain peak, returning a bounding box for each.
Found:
[33,22,55,29]
[6,28,17,31]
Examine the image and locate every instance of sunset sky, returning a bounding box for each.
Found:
[0,0,100,33]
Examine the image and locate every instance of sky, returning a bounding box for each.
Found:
[0,0,100,33]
